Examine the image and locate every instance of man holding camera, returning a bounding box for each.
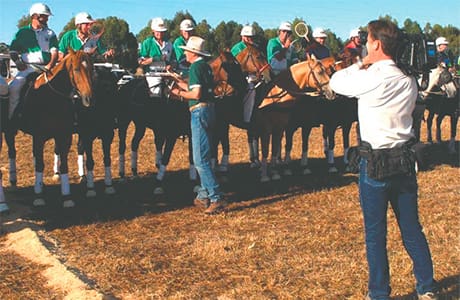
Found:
[266,21,298,75]
[330,20,438,300]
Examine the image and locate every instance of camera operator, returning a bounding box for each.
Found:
[329,19,438,300]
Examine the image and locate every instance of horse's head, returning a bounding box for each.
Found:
[291,59,335,100]
[209,51,245,97]
[236,44,271,83]
[66,50,94,106]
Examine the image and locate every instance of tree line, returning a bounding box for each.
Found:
[13,10,460,65]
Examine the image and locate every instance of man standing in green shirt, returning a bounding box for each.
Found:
[173,19,195,74]
[170,36,226,214]
[266,21,297,75]
[231,25,255,57]
[58,12,114,61]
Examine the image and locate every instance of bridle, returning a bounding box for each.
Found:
[306,60,330,93]
[239,46,270,80]
[210,54,237,98]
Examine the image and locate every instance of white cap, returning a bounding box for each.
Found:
[29,3,52,16]
[349,28,360,38]
[75,12,94,25]
[179,36,210,57]
[151,17,167,32]
[435,37,449,46]
[313,27,327,38]
[180,19,194,31]
[278,21,292,31]
[240,25,255,36]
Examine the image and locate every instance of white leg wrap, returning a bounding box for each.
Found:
[53,154,60,174]
[155,150,163,166]
[77,154,85,177]
[104,167,113,186]
[156,164,166,181]
[131,151,138,169]
[60,173,70,196]
[34,172,44,194]
[220,154,229,166]
[9,158,17,182]
[86,170,95,189]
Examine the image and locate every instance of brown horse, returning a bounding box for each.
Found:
[255,59,335,182]
[19,49,94,207]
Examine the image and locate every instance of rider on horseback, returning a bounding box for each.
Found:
[306,27,331,60]
[267,21,298,76]
[231,25,256,57]
[8,3,58,119]
[173,19,195,75]
[58,12,114,61]
[435,36,456,73]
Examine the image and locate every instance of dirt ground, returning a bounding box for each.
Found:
[1,114,459,299]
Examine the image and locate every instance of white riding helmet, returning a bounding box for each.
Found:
[279,21,292,31]
[313,27,327,38]
[241,25,255,36]
[435,37,449,46]
[349,28,360,38]
[151,17,167,32]
[180,19,194,31]
[29,3,52,16]
[75,12,94,25]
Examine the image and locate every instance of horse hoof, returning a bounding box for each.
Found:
[33,198,46,207]
[283,169,293,176]
[153,186,164,195]
[8,182,18,192]
[116,177,127,184]
[193,185,201,193]
[260,175,270,183]
[250,161,261,169]
[271,173,281,181]
[86,189,97,198]
[105,186,116,195]
[0,202,10,214]
[328,166,339,173]
[52,173,60,182]
[303,168,312,175]
[63,199,75,208]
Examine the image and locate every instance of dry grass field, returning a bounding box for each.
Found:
[0,112,459,300]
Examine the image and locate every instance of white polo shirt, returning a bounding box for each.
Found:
[330,59,417,149]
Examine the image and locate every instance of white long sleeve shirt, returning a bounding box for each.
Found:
[330,59,417,149]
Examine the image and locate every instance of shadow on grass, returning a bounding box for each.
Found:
[393,274,459,299]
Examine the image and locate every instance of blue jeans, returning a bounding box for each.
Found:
[190,103,222,202]
[359,158,436,299]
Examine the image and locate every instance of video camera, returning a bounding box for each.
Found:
[358,30,437,77]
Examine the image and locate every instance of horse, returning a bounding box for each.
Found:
[0,74,8,212]
[72,63,120,197]
[283,54,359,175]
[421,63,459,154]
[254,58,335,182]
[116,71,193,195]
[17,49,94,207]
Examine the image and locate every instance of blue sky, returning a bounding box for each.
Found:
[1,0,459,44]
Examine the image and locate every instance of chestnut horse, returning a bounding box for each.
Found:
[19,49,93,207]
[255,59,335,182]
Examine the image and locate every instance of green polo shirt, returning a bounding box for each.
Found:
[231,41,247,57]
[139,36,172,63]
[10,24,58,64]
[59,29,106,55]
[266,37,297,66]
[173,36,186,63]
[187,58,214,108]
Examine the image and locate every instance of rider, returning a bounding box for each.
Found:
[435,36,455,73]
[138,17,173,70]
[231,25,256,57]
[173,19,195,74]
[267,21,298,75]
[58,12,114,60]
[306,27,331,60]
[8,3,58,119]
[344,28,364,58]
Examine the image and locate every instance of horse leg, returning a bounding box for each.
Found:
[435,114,444,143]
[102,130,115,195]
[323,125,338,173]
[154,130,165,169]
[259,132,270,183]
[57,135,74,208]
[77,133,85,180]
[283,126,296,176]
[270,129,283,181]
[301,126,313,175]
[5,128,18,188]
[130,123,146,177]
[32,135,46,206]
[248,127,260,168]
[83,136,97,198]
[448,112,458,154]
[217,122,230,173]
[426,111,434,143]
[117,121,128,179]
[154,136,177,195]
